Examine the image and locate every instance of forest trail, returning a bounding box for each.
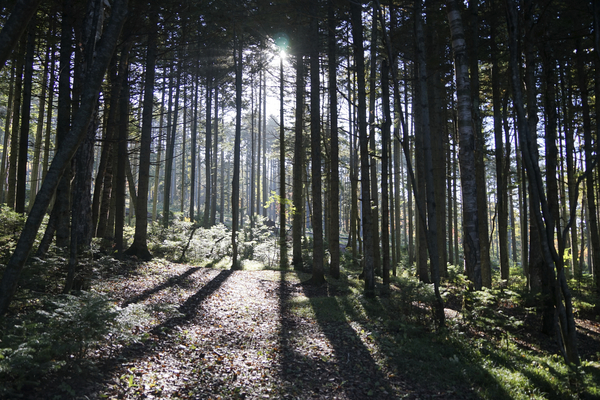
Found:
[34,262,472,400]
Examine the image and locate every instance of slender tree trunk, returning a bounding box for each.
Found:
[468,0,490,288]
[415,0,444,323]
[292,53,305,270]
[126,8,157,260]
[231,28,243,269]
[351,1,374,296]
[278,48,288,269]
[491,8,509,280]
[6,39,24,210]
[29,39,50,211]
[381,59,391,293]
[0,63,15,203]
[153,77,166,222]
[446,0,481,290]
[328,0,340,279]
[211,86,219,225]
[114,65,129,254]
[310,2,324,284]
[190,69,198,222]
[369,2,381,277]
[16,19,35,214]
[204,77,212,226]
[163,66,180,228]
[577,39,600,295]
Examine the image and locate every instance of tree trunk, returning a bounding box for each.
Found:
[0,0,42,70]
[468,0,490,288]
[381,59,391,293]
[368,2,381,277]
[446,0,481,290]
[490,7,509,280]
[163,66,180,228]
[278,47,288,270]
[231,28,243,270]
[15,19,35,214]
[0,63,15,203]
[292,53,305,271]
[577,39,600,297]
[211,86,219,225]
[29,34,50,211]
[310,2,324,285]
[415,0,444,324]
[204,77,212,226]
[125,8,157,260]
[6,39,24,210]
[328,0,340,279]
[190,70,198,222]
[114,64,129,254]
[351,1,375,296]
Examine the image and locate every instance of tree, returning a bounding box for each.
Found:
[350,1,375,297]
[0,0,43,70]
[506,0,579,365]
[0,0,129,315]
[125,5,158,260]
[327,0,340,279]
[231,25,243,270]
[292,52,305,271]
[446,0,481,290]
[309,0,324,285]
[15,18,35,214]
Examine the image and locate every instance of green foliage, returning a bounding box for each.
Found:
[148,220,229,263]
[240,216,279,268]
[0,204,27,262]
[0,291,117,396]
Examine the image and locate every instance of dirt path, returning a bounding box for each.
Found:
[32,263,468,399]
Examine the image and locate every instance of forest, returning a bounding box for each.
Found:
[0,0,600,398]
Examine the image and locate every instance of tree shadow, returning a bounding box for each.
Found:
[277,272,399,399]
[37,265,233,399]
[358,289,515,399]
[121,266,205,307]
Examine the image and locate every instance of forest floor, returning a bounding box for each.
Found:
[10,258,600,400]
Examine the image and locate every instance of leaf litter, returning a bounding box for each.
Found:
[25,261,475,399]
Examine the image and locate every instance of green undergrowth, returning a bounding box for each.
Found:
[277,258,600,399]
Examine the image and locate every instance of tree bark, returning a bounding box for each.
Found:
[490,6,509,280]
[231,28,243,270]
[351,1,375,296]
[125,7,158,260]
[468,0,490,288]
[292,53,305,271]
[6,39,24,210]
[163,65,181,228]
[16,19,35,214]
[368,2,381,278]
[327,0,340,279]
[0,0,42,70]
[446,0,481,290]
[310,2,324,285]
[381,59,391,293]
[204,76,213,226]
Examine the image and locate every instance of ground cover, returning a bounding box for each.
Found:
[1,253,599,399]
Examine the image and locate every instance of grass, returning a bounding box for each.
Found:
[274,257,600,399]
